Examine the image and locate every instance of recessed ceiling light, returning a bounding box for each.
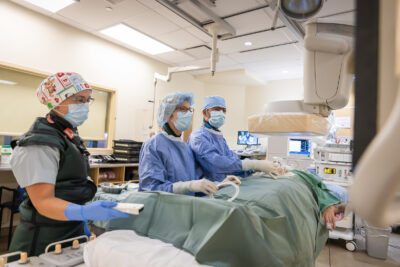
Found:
[100,24,174,55]
[282,70,289,73]
[22,0,76,13]
[0,80,17,85]
[105,6,113,12]
[244,41,252,46]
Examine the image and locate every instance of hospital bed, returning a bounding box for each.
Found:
[88,172,337,267]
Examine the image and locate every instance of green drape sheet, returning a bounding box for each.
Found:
[92,171,339,267]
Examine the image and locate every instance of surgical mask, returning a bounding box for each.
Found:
[174,111,192,132]
[64,103,89,127]
[209,111,226,128]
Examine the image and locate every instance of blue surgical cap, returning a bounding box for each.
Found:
[203,96,226,110]
[157,92,194,127]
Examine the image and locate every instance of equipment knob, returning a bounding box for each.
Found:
[72,240,79,249]
[18,252,29,264]
[54,244,62,254]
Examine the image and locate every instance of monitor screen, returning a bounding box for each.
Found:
[288,139,310,155]
[237,131,259,145]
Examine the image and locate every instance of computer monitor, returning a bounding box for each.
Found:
[237,131,259,145]
[288,139,310,155]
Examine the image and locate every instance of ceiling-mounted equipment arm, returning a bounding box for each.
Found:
[190,0,235,38]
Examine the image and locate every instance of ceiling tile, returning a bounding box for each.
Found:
[57,0,150,30]
[156,50,195,64]
[218,28,293,54]
[153,3,194,28]
[184,26,212,42]
[318,12,355,26]
[316,0,355,18]
[156,29,203,49]
[136,0,163,10]
[262,6,285,27]
[124,10,180,36]
[229,43,302,64]
[225,9,273,35]
[185,46,211,59]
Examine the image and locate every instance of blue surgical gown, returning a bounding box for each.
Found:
[139,132,201,196]
[188,127,250,182]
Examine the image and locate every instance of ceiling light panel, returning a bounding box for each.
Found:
[100,24,174,55]
[20,0,76,13]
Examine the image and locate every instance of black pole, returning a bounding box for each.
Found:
[353,0,379,167]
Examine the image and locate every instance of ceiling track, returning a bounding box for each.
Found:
[239,40,298,53]
[156,0,211,37]
[222,25,286,41]
[201,4,270,25]
[156,0,236,39]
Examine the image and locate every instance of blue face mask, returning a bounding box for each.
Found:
[209,111,226,128]
[174,111,192,132]
[64,103,89,127]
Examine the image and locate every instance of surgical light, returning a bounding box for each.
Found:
[22,0,76,13]
[100,24,174,55]
[280,0,324,20]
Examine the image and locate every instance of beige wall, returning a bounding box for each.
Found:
[201,83,247,149]
[246,78,304,119]
[0,1,204,142]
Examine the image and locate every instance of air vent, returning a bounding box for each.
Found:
[104,0,126,5]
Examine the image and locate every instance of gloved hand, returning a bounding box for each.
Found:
[173,179,218,195]
[222,175,241,185]
[189,179,218,195]
[242,160,290,178]
[65,200,130,221]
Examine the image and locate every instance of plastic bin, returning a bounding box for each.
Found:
[366,223,391,259]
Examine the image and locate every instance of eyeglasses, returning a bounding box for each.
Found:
[71,96,95,105]
[175,106,193,113]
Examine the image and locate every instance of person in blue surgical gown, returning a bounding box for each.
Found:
[188,96,286,183]
[139,92,218,196]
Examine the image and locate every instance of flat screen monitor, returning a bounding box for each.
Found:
[288,139,310,155]
[237,131,259,145]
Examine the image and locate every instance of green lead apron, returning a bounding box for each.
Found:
[9,115,97,256]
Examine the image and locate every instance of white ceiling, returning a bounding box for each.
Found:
[11,0,355,83]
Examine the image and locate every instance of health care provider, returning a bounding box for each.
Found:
[9,72,128,256]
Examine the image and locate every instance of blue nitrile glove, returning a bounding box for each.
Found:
[83,221,91,237]
[65,200,129,221]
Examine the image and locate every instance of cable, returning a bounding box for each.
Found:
[209,181,240,202]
